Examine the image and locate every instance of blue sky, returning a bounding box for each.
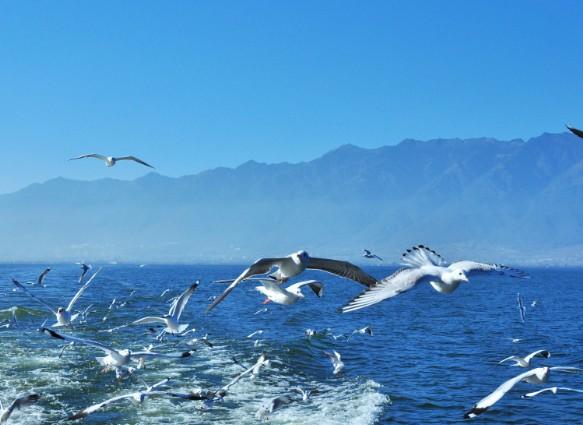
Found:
[1,1,582,193]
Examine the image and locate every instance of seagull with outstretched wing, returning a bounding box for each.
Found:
[12,268,101,327]
[0,394,40,424]
[69,153,154,168]
[132,282,198,334]
[499,350,550,368]
[341,245,528,313]
[208,250,378,311]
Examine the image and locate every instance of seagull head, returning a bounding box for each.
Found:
[456,270,469,283]
[57,307,65,314]
[290,287,305,298]
[296,250,310,261]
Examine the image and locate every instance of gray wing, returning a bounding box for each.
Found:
[131,350,193,361]
[68,153,107,161]
[566,124,583,139]
[132,316,166,326]
[79,264,91,283]
[2,394,40,424]
[11,279,56,314]
[38,268,51,285]
[115,156,155,168]
[287,280,324,297]
[169,282,198,321]
[67,268,101,312]
[449,261,529,279]
[41,327,117,356]
[550,366,583,374]
[68,393,137,420]
[207,258,283,312]
[464,368,540,419]
[340,268,427,313]
[307,257,378,287]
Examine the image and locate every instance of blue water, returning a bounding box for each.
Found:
[1,264,582,424]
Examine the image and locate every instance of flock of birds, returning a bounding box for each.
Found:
[3,126,583,424]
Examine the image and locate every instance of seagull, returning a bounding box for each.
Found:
[132,282,198,334]
[499,350,550,368]
[67,378,170,420]
[69,153,154,168]
[324,350,344,375]
[291,387,319,401]
[0,307,18,330]
[521,386,583,398]
[363,249,383,261]
[186,333,214,349]
[341,244,529,313]
[247,330,264,339]
[25,267,51,287]
[222,353,271,392]
[464,366,583,419]
[255,279,324,305]
[208,250,378,311]
[0,394,40,424]
[41,327,193,378]
[566,124,583,139]
[12,268,101,327]
[348,325,373,340]
[517,293,526,323]
[255,396,293,420]
[78,263,91,283]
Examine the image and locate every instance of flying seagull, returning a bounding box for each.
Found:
[67,378,170,420]
[41,327,193,378]
[341,245,528,313]
[256,396,294,420]
[132,282,198,334]
[465,366,583,419]
[222,353,271,392]
[255,279,324,305]
[208,250,378,311]
[78,263,91,283]
[291,387,319,402]
[324,350,345,375]
[0,394,40,424]
[25,267,51,287]
[499,350,550,368]
[12,268,101,327]
[363,249,383,261]
[517,293,526,323]
[566,124,583,139]
[521,386,583,399]
[347,325,373,340]
[69,153,154,168]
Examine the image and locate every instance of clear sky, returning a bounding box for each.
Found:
[1,1,582,193]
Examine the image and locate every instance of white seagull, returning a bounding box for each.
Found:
[208,250,378,311]
[256,396,293,420]
[255,279,324,305]
[222,353,271,392]
[12,268,101,327]
[324,350,344,375]
[132,282,198,334]
[69,153,154,168]
[341,245,528,313]
[291,387,319,401]
[348,325,373,340]
[499,350,550,368]
[0,394,40,424]
[517,293,526,323]
[67,378,170,420]
[42,327,193,378]
[521,386,583,398]
[465,366,583,419]
[363,249,383,261]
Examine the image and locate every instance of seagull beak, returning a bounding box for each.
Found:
[461,275,469,282]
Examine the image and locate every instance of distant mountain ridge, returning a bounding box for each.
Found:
[2,132,583,265]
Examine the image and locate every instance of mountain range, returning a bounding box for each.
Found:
[2,132,583,265]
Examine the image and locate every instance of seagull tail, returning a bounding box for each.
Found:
[400,245,446,268]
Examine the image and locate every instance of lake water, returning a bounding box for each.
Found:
[1,264,582,424]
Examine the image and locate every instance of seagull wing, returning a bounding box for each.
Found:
[207,257,283,311]
[132,316,166,326]
[42,327,117,356]
[79,264,91,283]
[68,393,137,420]
[169,282,198,321]
[115,156,155,168]
[66,268,101,312]
[37,268,51,285]
[307,257,378,287]
[287,280,324,297]
[11,279,56,314]
[1,394,40,424]
[521,387,558,398]
[566,124,583,139]
[69,153,107,161]
[449,261,529,279]
[524,350,550,363]
[131,350,193,361]
[340,268,428,313]
[498,355,520,365]
[550,366,583,374]
[464,368,542,419]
